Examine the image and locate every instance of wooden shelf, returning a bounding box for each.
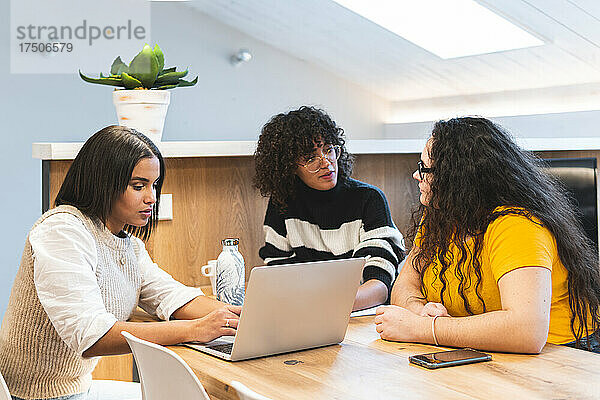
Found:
[32,137,600,160]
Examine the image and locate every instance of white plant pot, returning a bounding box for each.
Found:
[113,90,171,144]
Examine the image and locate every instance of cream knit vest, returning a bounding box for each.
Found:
[0,205,143,399]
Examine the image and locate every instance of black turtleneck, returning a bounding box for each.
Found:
[259,177,405,300]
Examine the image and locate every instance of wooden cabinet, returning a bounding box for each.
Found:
[44,153,420,381]
[92,355,134,381]
[40,148,600,381]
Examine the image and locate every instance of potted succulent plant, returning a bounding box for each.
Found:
[79,44,197,143]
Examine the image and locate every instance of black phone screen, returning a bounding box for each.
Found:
[409,348,492,369]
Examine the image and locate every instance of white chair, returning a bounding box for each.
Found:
[0,371,10,400]
[230,380,273,400]
[121,331,210,400]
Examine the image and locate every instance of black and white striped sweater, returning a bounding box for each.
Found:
[259,177,405,298]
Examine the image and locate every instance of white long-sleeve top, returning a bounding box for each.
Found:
[29,212,203,356]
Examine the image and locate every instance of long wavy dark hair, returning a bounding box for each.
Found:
[55,125,164,241]
[412,116,600,346]
[254,106,354,208]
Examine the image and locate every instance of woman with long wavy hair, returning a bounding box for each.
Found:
[375,117,600,353]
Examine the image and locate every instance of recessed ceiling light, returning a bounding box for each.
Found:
[332,0,544,59]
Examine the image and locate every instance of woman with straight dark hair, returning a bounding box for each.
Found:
[375,117,600,353]
[0,126,240,400]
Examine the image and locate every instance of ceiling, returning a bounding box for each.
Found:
[187,0,600,104]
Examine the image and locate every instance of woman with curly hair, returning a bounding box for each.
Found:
[254,106,405,311]
[375,117,600,353]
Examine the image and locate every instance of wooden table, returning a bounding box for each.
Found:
[166,315,600,399]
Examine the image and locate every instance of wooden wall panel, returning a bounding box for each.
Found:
[49,161,71,206]
[91,354,133,381]
[45,149,598,382]
[48,150,598,270]
[149,157,268,286]
[48,155,422,286]
[353,154,421,237]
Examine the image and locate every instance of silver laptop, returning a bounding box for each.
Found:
[184,258,365,361]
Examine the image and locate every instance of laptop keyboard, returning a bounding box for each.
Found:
[208,342,234,354]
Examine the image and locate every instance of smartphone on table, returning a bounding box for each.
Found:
[409,348,492,369]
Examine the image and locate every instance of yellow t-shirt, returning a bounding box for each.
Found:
[416,209,580,344]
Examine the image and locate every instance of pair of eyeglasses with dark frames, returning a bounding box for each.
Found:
[417,160,433,180]
[298,145,342,173]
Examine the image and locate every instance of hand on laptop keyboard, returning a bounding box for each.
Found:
[187,305,241,343]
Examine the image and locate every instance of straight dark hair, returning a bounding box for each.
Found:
[55,125,165,240]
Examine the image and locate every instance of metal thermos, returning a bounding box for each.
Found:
[216,238,245,305]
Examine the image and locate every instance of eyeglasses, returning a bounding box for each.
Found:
[417,160,433,180]
[298,145,342,173]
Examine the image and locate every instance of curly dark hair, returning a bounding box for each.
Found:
[411,116,600,347]
[254,106,354,208]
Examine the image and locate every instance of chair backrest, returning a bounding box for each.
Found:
[121,331,210,400]
[0,370,10,400]
[230,380,273,400]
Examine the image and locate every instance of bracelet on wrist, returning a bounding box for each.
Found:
[431,315,440,346]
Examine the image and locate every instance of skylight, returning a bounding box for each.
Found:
[332,0,544,59]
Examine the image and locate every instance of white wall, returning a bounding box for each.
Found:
[384,110,600,142]
[0,2,389,318]
[387,83,600,125]
[152,4,390,140]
